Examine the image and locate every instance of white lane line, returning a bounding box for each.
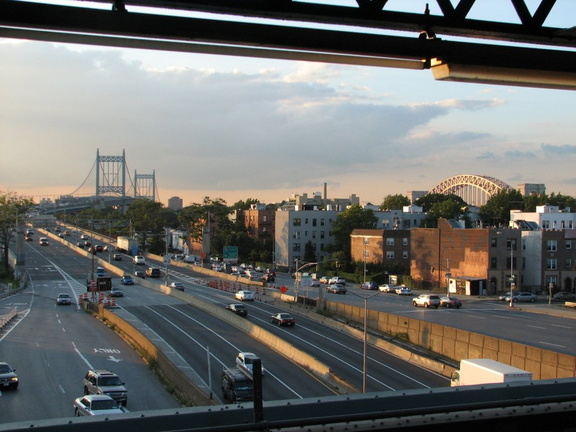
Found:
[540,341,565,348]
[551,324,572,329]
[162,305,306,399]
[527,325,546,329]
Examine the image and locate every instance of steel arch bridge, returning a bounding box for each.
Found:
[428,174,512,206]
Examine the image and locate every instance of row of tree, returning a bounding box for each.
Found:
[2,189,576,280]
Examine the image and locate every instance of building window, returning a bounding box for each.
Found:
[293,231,301,239]
[386,251,395,259]
[312,231,316,239]
[263,215,267,222]
[293,218,301,226]
[566,240,573,249]
[490,257,497,269]
[402,251,408,259]
[546,259,557,270]
[402,238,408,246]
[312,219,317,226]
[506,239,517,250]
[305,218,309,224]
[491,238,497,247]
[320,219,325,226]
[320,231,325,239]
[565,258,572,268]
[386,238,394,246]
[363,238,370,245]
[320,243,324,251]
[293,243,301,252]
[542,220,550,229]
[547,240,558,252]
[506,257,517,270]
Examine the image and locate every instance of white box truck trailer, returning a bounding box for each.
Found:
[450,358,532,387]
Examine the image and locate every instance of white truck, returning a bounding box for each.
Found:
[116,236,138,255]
[451,358,532,387]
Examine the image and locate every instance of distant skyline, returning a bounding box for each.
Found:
[2,2,576,208]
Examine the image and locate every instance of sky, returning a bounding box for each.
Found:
[1,1,576,208]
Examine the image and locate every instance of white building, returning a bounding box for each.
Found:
[510,205,575,230]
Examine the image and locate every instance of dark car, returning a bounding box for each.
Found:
[271,313,296,326]
[551,291,576,302]
[0,362,19,390]
[120,275,134,285]
[112,254,122,261]
[226,303,248,317]
[440,296,462,308]
[110,287,124,297]
[327,284,347,294]
[261,273,275,283]
[134,270,145,279]
[360,281,378,290]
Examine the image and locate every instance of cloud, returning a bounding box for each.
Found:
[503,150,537,159]
[435,98,506,111]
[477,152,497,160]
[541,143,576,155]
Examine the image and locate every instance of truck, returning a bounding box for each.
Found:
[221,367,254,403]
[450,358,533,387]
[116,236,138,255]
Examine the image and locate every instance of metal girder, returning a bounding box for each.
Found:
[428,174,512,197]
[63,0,576,48]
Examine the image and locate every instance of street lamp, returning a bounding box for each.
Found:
[347,289,382,393]
[509,241,515,308]
[362,238,368,283]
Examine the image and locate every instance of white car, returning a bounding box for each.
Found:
[329,276,346,285]
[169,282,185,291]
[378,284,396,293]
[73,395,125,416]
[235,290,255,301]
[133,255,145,265]
[395,286,412,295]
[235,352,265,376]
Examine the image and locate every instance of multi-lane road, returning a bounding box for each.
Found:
[1,231,575,425]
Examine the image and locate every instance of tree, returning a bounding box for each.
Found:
[125,199,170,254]
[380,194,410,210]
[422,200,471,228]
[230,198,259,211]
[329,205,378,270]
[0,192,34,273]
[479,189,524,227]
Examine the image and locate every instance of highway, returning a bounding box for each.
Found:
[0,235,450,424]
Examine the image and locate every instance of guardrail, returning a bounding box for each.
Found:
[0,307,18,330]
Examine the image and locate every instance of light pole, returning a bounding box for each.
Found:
[362,238,368,283]
[509,242,515,308]
[347,289,382,393]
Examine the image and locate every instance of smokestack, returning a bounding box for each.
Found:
[324,182,327,200]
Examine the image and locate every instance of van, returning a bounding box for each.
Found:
[221,367,253,403]
[145,267,161,278]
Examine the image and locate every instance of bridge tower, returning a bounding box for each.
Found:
[134,170,156,201]
[95,148,126,197]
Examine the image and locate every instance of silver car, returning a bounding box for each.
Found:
[505,292,538,303]
[74,395,125,416]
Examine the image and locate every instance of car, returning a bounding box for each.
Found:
[74,395,125,416]
[361,281,378,290]
[145,267,161,278]
[110,287,124,297]
[226,303,248,317]
[95,245,104,252]
[134,270,145,278]
[83,369,128,406]
[39,237,48,246]
[25,235,33,241]
[326,284,347,294]
[261,273,275,283]
[254,266,266,272]
[56,293,72,305]
[309,279,321,287]
[133,255,145,265]
[80,234,89,240]
[120,275,134,285]
[319,276,330,284]
[329,276,346,285]
[112,253,122,261]
[76,242,84,248]
[0,362,19,390]
[96,266,106,277]
[440,296,462,308]
[395,286,412,295]
[245,270,260,281]
[378,284,396,293]
[235,352,265,375]
[271,312,296,326]
[169,282,185,291]
[506,292,538,303]
[499,292,512,301]
[412,294,440,309]
[551,291,576,302]
[235,290,255,301]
